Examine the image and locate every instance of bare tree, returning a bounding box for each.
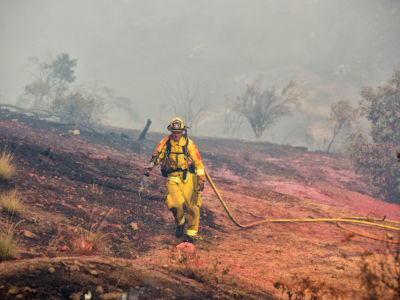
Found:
[90,87,139,128]
[326,99,359,152]
[223,106,246,138]
[234,77,300,140]
[166,79,208,134]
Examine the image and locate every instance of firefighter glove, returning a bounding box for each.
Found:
[197,176,205,191]
[144,168,152,177]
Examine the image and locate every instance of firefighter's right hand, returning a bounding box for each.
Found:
[144,168,152,177]
[197,176,205,191]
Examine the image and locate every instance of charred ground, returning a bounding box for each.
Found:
[1,109,400,299]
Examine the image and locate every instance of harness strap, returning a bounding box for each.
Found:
[165,168,188,174]
[166,136,189,156]
[164,136,191,176]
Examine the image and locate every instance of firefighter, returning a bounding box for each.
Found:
[144,117,205,243]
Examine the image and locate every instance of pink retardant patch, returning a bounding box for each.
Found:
[170,242,203,266]
[176,242,196,253]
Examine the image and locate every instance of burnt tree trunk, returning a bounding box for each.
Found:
[138,119,152,140]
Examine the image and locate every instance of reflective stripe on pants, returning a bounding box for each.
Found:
[186,229,197,237]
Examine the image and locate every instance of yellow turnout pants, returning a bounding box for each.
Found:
[166,172,201,237]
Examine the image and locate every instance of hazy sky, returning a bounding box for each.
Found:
[1,0,399,147]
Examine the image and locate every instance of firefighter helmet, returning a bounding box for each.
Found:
[167,117,186,132]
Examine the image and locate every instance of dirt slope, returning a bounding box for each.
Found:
[0,109,399,299]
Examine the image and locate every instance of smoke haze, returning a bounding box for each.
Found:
[1,0,399,148]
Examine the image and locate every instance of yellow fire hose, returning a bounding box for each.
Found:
[205,170,400,244]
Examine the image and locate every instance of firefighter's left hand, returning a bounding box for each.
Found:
[197,177,205,191]
[144,168,152,177]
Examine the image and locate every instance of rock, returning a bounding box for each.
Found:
[386,233,394,240]
[73,238,94,252]
[69,265,80,272]
[60,245,71,252]
[8,286,19,295]
[23,286,35,293]
[96,285,104,294]
[69,292,81,300]
[48,266,55,273]
[107,223,123,230]
[84,290,92,300]
[100,292,123,300]
[89,269,98,276]
[129,222,138,230]
[74,259,82,266]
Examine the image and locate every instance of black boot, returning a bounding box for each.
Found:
[184,234,195,244]
[176,223,185,238]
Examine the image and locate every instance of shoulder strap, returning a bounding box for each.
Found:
[182,136,189,156]
[166,136,189,158]
[166,137,171,155]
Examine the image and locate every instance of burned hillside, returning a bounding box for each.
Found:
[1,109,400,299]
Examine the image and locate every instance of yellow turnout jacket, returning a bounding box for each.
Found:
[151,135,205,180]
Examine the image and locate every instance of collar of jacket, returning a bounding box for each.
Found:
[169,135,187,146]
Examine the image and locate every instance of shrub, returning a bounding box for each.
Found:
[90,183,103,195]
[52,90,103,126]
[0,148,15,180]
[272,245,400,299]
[0,220,22,261]
[273,275,348,300]
[347,134,399,202]
[47,222,109,255]
[347,69,400,203]
[359,248,400,299]
[1,190,24,216]
[72,209,113,255]
[0,230,16,261]
[81,224,108,253]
